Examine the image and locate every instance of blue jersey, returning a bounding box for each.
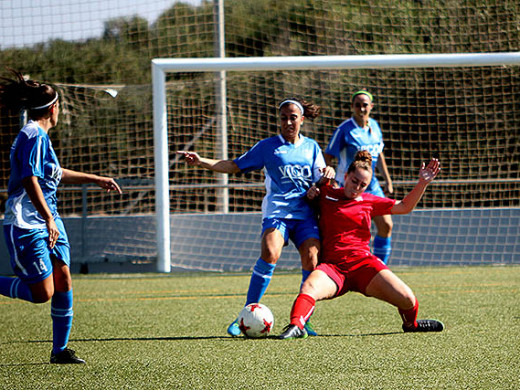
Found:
[325,117,384,190]
[234,134,326,220]
[4,120,62,229]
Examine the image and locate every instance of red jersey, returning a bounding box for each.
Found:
[318,184,396,263]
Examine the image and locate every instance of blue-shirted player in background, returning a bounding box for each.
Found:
[0,69,122,364]
[324,90,394,264]
[178,98,335,337]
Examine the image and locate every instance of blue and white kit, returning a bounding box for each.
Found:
[3,120,69,283]
[234,134,326,220]
[325,117,384,196]
[4,120,62,228]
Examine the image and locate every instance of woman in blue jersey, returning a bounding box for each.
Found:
[0,70,122,364]
[324,91,394,264]
[178,98,334,337]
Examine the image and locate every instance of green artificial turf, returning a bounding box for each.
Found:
[1,266,519,389]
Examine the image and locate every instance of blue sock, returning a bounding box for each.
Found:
[301,269,311,290]
[0,276,34,302]
[51,290,74,354]
[245,258,276,306]
[373,235,392,265]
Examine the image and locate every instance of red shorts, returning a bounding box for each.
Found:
[316,252,388,297]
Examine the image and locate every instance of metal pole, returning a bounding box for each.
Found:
[214,0,229,213]
[152,63,171,273]
[152,52,520,73]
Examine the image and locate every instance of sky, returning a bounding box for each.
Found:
[0,0,201,49]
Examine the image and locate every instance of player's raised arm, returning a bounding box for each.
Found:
[390,158,440,215]
[176,150,240,174]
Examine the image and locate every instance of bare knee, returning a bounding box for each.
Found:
[299,239,320,271]
[29,275,55,303]
[398,291,417,311]
[260,229,284,264]
[51,256,73,292]
[300,270,337,301]
[261,248,281,264]
[300,279,317,297]
[30,286,54,303]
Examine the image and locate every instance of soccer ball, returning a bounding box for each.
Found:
[237,303,274,338]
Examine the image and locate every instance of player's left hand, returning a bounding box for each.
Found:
[321,166,335,180]
[97,177,123,194]
[419,158,441,183]
[384,182,394,196]
[315,166,335,187]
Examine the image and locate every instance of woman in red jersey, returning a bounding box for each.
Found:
[278,150,444,339]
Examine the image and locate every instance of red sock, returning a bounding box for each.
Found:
[399,299,419,329]
[290,293,316,329]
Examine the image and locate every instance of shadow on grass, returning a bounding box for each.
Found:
[0,331,404,366]
[0,362,54,367]
[1,330,402,347]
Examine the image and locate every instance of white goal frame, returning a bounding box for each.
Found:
[152,52,520,273]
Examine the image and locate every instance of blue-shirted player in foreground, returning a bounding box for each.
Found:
[325,91,394,264]
[178,98,335,337]
[0,69,122,364]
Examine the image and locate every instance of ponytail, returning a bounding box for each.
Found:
[347,150,373,174]
[0,68,58,117]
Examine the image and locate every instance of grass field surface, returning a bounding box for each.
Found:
[1,266,519,389]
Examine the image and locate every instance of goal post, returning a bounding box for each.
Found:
[152,52,520,273]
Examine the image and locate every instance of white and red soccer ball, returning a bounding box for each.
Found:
[237,303,274,338]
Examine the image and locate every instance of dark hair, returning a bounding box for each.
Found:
[347,150,373,174]
[0,68,58,117]
[279,97,321,120]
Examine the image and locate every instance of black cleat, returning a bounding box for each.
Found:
[278,324,308,340]
[50,348,86,364]
[403,319,445,333]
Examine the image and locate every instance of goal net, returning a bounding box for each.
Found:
[155,55,520,272]
[0,0,519,272]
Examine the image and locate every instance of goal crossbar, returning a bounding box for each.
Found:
[152,52,520,272]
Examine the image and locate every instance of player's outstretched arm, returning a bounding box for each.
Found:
[390,158,440,215]
[176,150,240,174]
[61,168,122,194]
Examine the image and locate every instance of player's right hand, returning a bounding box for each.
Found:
[307,184,320,200]
[46,218,60,249]
[177,151,201,166]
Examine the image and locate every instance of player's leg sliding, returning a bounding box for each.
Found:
[279,324,308,339]
[227,258,276,337]
[399,299,444,333]
[402,319,445,332]
[50,289,85,364]
[300,269,317,336]
[278,293,315,340]
[373,235,392,265]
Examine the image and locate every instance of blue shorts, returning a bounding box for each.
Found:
[366,179,385,198]
[3,217,71,284]
[261,217,320,250]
